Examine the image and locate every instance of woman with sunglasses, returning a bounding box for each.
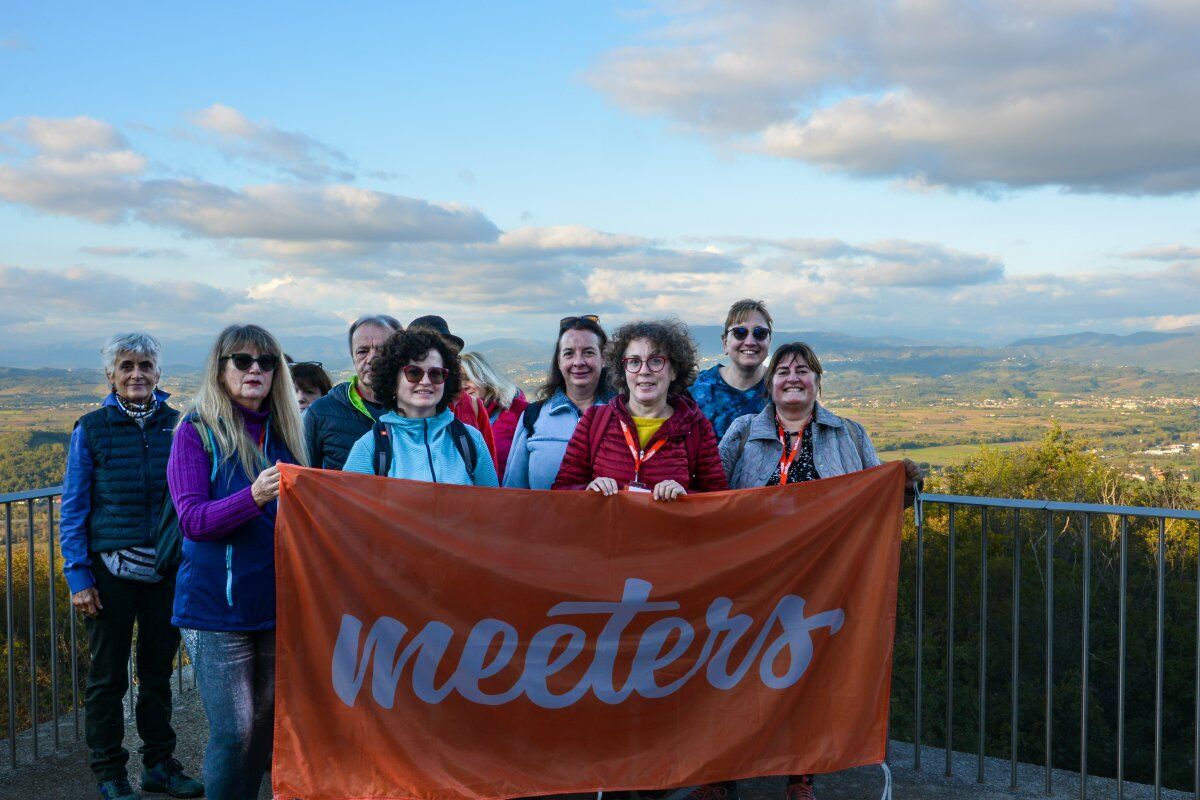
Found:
[503,315,614,489]
[691,299,773,440]
[342,329,499,486]
[552,319,726,500]
[167,324,308,800]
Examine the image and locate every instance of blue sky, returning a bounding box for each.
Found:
[3,1,1199,347]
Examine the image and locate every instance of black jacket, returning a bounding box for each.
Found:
[303,381,386,471]
[75,400,180,550]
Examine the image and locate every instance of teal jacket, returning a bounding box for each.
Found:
[342,409,499,486]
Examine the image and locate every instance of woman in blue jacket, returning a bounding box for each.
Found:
[343,329,498,486]
[167,324,308,800]
[60,332,203,800]
[502,315,612,489]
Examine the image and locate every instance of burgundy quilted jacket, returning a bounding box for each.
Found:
[551,394,728,493]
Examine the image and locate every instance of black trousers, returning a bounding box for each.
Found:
[83,558,180,781]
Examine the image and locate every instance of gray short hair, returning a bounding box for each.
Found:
[347,314,402,352]
[101,332,162,375]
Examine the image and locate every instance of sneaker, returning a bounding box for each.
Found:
[140,757,204,798]
[97,777,140,800]
[784,775,815,800]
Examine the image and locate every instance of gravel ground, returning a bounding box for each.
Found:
[0,687,1183,800]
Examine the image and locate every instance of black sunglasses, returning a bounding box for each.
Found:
[559,314,600,330]
[727,325,771,342]
[289,360,324,369]
[222,353,279,372]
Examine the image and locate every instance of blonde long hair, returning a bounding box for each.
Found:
[184,324,309,477]
[460,351,519,409]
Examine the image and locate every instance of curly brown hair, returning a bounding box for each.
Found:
[606,319,698,398]
[368,329,462,414]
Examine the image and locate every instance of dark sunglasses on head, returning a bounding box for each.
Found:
[727,325,771,342]
[222,353,279,372]
[559,314,600,330]
[401,365,449,384]
[289,360,323,369]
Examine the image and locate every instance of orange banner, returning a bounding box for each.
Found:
[273,461,905,800]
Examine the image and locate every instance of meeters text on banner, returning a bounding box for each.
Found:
[272,461,906,800]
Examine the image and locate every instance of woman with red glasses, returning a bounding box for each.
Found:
[552,319,726,499]
[342,329,498,486]
[691,299,773,440]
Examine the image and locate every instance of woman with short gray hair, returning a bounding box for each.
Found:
[60,332,203,800]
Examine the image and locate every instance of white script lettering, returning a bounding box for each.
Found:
[331,578,845,709]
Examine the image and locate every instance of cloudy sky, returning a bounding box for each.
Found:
[2,1,1199,348]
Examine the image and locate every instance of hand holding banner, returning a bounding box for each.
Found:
[273,461,905,800]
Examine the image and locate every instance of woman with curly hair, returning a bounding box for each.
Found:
[342,329,498,486]
[552,319,726,500]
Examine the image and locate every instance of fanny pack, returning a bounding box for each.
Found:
[100,546,163,583]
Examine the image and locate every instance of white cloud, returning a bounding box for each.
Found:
[1125,245,1200,262]
[80,245,187,259]
[495,225,648,254]
[589,0,1200,194]
[0,264,341,336]
[9,116,128,155]
[0,115,500,243]
[191,103,355,182]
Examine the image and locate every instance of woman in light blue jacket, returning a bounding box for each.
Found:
[343,329,497,486]
[503,315,613,489]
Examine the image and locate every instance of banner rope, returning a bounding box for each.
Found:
[879,762,893,800]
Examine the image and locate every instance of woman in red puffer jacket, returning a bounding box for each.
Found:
[553,319,727,499]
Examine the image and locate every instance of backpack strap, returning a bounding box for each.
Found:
[449,418,478,479]
[372,421,392,477]
[521,399,546,438]
[186,418,219,482]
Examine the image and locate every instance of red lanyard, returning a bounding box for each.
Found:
[776,419,805,485]
[618,419,667,484]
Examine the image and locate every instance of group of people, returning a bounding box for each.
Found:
[61,301,921,800]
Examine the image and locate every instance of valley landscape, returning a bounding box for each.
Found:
[3,325,1197,494]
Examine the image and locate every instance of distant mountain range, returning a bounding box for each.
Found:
[1011,330,1194,347]
[1,326,1196,374]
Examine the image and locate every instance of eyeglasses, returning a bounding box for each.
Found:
[559,314,600,329]
[622,355,669,373]
[727,325,771,342]
[222,353,279,372]
[401,365,449,384]
[289,360,323,369]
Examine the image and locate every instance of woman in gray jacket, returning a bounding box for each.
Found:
[720,341,921,490]
[715,340,920,800]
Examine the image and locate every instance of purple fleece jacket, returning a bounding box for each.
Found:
[166,406,268,541]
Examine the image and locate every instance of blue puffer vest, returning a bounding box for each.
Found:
[76,396,179,551]
[171,416,296,632]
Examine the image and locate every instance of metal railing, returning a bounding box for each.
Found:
[1,487,193,769]
[5,481,1200,797]
[906,494,1200,799]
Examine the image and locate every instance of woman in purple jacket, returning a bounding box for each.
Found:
[167,324,308,800]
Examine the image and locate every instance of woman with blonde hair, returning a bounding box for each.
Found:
[460,350,528,481]
[166,323,307,800]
